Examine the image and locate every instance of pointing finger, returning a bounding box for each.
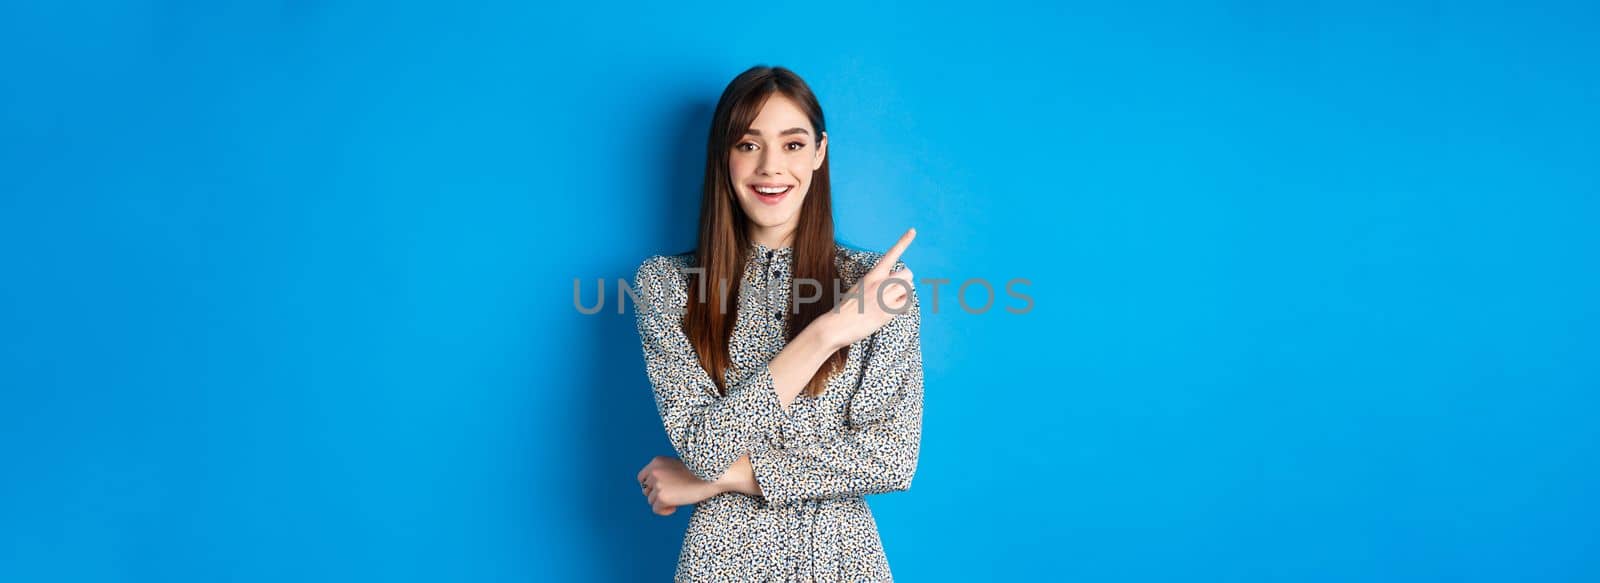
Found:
[871,228,916,278]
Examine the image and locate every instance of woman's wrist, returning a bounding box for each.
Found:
[805,312,848,352]
[703,476,730,498]
[712,455,760,496]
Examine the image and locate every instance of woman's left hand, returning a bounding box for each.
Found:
[637,456,719,516]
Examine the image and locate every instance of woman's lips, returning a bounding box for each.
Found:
[750,184,793,206]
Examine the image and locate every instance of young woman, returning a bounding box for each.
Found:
[631,65,925,581]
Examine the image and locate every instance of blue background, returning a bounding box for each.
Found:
[3,1,1597,581]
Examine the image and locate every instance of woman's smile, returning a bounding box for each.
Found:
[749,182,794,205]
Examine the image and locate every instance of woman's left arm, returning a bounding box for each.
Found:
[643,243,924,514]
[724,283,925,508]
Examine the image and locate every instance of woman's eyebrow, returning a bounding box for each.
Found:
[743,127,811,137]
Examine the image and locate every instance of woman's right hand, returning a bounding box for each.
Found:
[815,228,917,349]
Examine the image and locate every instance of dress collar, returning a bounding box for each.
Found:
[749,240,794,262]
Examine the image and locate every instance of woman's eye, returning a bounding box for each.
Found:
[736,142,757,152]
[786,142,806,151]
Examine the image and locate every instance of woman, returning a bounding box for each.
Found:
[631,65,925,582]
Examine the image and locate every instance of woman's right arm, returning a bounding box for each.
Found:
[633,255,792,484]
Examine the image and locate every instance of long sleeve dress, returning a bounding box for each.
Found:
[632,240,924,582]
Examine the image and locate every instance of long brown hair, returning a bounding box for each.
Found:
[684,65,847,398]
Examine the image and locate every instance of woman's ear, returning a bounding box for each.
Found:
[813,131,828,170]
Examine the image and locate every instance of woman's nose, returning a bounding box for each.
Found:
[758,155,783,175]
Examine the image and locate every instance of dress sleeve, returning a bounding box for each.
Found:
[633,256,790,483]
[748,264,925,508]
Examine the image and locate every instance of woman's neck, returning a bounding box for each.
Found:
[748,225,796,249]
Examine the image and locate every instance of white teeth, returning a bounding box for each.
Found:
[755,185,790,194]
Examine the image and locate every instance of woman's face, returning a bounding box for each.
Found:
[729,93,827,245]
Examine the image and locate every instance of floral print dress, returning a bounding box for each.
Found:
[632,240,925,582]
